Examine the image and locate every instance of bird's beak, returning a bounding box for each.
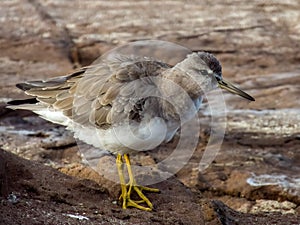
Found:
[218,79,255,101]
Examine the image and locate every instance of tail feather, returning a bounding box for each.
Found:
[15,69,86,92]
[7,69,86,122]
[6,98,40,111]
[6,104,44,111]
[7,98,38,105]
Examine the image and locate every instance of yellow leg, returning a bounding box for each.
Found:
[116,153,160,211]
[116,153,127,209]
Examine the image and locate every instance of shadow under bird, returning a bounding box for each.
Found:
[7,40,255,211]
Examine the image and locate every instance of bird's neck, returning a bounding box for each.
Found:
[156,68,203,122]
[161,67,204,100]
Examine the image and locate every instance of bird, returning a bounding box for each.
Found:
[7,40,255,211]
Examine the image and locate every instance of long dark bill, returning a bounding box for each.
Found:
[218,79,255,101]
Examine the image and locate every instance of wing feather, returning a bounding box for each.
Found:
[9,55,171,128]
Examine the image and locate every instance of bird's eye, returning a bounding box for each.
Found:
[199,70,209,76]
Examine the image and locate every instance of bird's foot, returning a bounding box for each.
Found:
[119,183,160,211]
[116,153,159,211]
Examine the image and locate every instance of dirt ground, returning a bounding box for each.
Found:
[0,1,300,224]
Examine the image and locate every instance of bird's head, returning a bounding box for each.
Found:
[196,52,255,101]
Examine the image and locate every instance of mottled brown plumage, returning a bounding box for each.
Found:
[8,50,254,153]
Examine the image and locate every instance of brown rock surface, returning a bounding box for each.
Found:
[0,0,300,224]
[1,149,300,225]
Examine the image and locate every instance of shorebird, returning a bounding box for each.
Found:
[7,40,255,211]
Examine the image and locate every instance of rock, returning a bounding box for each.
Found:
[2,149,300,224]
[250,200,297,214]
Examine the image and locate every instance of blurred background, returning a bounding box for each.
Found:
[0,0,299,224]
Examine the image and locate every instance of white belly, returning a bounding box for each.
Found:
[33,96,203,155]
[69,117,173,155]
